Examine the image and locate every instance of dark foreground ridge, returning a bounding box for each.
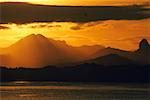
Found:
[1,64,150,83]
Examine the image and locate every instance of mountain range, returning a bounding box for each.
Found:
[91,38,150,65]
[0,34,104,67]
[0,34,150,68]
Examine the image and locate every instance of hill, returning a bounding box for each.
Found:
[89,54,136,66]
[93,39,150,64]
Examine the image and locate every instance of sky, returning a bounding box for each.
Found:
[0,0,150,51]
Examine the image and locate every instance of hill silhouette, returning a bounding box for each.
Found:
[0,34,103,67]
[135,39,150,64]
[0,34,149,67]
[89,54,136,66]
[0,35,150,83]
[93,39,150,64]
[0,64,149,83]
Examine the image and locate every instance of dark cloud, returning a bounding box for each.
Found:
[0,25,10,29]
[0,2,150,24]
[71,24,83,30]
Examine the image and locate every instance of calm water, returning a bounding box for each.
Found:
[0,82,150,100]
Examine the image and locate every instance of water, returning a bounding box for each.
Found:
[0,82,150,100]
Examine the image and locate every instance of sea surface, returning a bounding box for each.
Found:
[0,82,150,100]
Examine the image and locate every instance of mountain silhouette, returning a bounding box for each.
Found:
[135,39,150,64]
[1,36,150,83]
[0,34,103,68]
[0,35,149,67]
[93,39,150,64]
[89,54,136,66]
[138,39,150,51]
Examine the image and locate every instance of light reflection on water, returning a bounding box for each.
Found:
[0,81,150,100]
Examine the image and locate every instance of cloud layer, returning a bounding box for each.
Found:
[0,2,149,24]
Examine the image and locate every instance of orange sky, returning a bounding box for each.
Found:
[0,0,149,6]
[0,0,149,51]
[0,19,149,51]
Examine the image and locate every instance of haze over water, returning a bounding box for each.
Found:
[0,82,149,100]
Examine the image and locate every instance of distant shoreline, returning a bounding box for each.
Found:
[1,64,150,83]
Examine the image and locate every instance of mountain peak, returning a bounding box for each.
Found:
[8,34,50,49]
[26,33,36,37]
[139,39,150,51]
[24,34,47,39]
